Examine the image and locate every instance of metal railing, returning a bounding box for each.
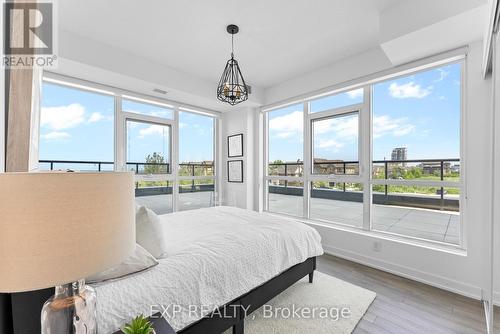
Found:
[38,160,214,172]
[268,158,460,208]
[39,159,215,194]
[39,160,214,177]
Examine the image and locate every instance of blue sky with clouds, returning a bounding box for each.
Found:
[268,63,461,163]
[39,83,214,165]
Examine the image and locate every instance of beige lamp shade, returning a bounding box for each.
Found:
[0,172,136,292]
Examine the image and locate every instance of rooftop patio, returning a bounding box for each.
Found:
[135,192,215,215]
[268,193,459,245]
[136,191,459,245]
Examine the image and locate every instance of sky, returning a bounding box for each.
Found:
[39,83,214,168]
[268,62,461,163]
[39,62,460,168]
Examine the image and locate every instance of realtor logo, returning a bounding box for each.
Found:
[3,1,57,68]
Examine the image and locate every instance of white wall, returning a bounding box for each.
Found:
[221,107,259,210]
[227,40,498,303]
[493,31,500,304]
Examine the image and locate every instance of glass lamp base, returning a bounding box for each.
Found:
[41,279,97,334]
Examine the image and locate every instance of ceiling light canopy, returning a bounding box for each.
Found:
[217,24,248,106]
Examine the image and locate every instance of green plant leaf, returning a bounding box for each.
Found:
[122,315,154,334]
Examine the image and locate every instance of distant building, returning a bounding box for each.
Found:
[313,158,358,174]
[183,160,214,176]
[451,164,460,173]
[421,162,451,175]
[391,147,408,161]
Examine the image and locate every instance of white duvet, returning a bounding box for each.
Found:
[93,206,323,333]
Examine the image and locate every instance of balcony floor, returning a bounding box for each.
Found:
[135,192,459,246]
[268,193,460,245]
[135,192,214,215]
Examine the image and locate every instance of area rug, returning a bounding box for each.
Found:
[223,271,375,334]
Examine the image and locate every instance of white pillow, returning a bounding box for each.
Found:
[86,244,158,285]
[135,205,169,258]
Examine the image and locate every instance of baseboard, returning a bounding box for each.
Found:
[322,243,484,302]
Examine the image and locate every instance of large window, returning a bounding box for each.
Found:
[39,76,219,215]
[39,82,114,171]
[178,110,216,210]
[122,98,174,119]
[371,62,461,244]
[312,112,359,175]
[266,104,304,217]
[124,101,173,214]
[265,59,463,247]
[126,120,171,174]
[308,90,364,228]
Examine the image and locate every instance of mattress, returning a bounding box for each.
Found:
[93,206,323,333]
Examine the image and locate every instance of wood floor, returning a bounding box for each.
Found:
[317,254,500,334]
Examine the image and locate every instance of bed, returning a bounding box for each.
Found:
[3,206,323,334]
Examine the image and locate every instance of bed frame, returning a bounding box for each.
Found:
[178,257,316,334]
[0,257,316,334]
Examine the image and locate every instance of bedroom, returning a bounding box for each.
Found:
[0,0,500,333]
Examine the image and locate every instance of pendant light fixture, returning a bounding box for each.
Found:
[217,24,248,106]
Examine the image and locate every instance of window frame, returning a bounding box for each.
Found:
[310,107,363,177]
[40,71,221,213]
[262,52,466,250]
[38,78,116,170]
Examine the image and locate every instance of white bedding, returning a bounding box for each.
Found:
[93,206,323,333]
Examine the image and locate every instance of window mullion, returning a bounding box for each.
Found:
[303,101,311,219]
[362,85,372,231]
[172,107,180,212]
[263,111,269,212]
[214,117,221,206]
[114,96,125,171]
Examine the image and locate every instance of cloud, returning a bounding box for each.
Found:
[389,82,431,99]
[373,115,414,138]
[268,110,303,139]
[40,131,71,140]
[41,103,86,130]
[317,139,344,150]
[88,112,105,123]
[313,114,358,139]
[312,115,358,154]
[138,124,167,138]
[434,68,450,82]
[269,110,414,146]
[346,88,363,99]
[393,124,415,136]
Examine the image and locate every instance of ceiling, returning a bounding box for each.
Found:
[58,0,404,89]
[57,0,489,110]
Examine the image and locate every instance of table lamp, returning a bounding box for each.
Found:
[0,172,136,334]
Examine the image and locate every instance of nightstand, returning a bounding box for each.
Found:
[113,313,176,334]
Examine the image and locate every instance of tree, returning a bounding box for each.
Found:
[144,152,168,174]
[269,159,284,174]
